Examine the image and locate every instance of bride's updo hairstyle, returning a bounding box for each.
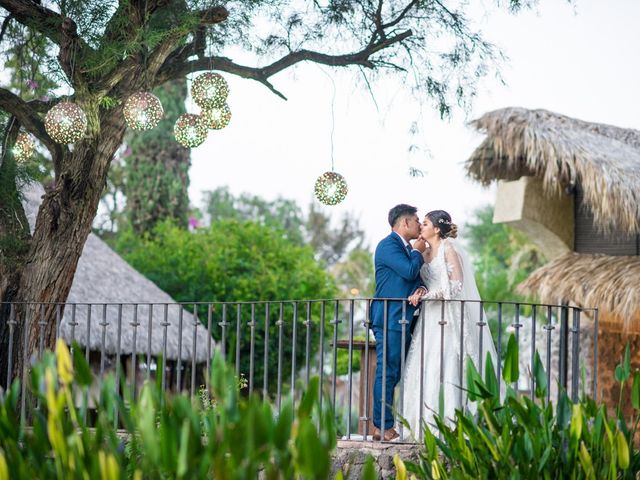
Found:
[426,210,458,239]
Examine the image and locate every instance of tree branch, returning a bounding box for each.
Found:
[95,6,227,96]
[382,0,420,30]
[0,0,85,48]
[195,5,229,26]
[156,29,413,98]
[0,12,13,44]
[0,87,63,164]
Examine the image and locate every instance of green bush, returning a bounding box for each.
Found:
[403,336,640,479]
[113,219,338,395]
[0,340,341,479]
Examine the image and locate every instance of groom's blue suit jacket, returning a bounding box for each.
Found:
[371,232,424,332]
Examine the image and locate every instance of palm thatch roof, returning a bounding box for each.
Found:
[22,184,211,362]
[467,107,640,235]
[518,252,640,330]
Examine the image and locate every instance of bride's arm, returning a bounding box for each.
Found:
[421,243,464,300]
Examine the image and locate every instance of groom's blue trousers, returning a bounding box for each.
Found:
[372,325,412,430]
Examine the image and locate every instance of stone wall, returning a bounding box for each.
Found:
[595,326,640,417]
[332,440,421,479]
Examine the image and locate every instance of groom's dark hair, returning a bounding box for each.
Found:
[388,204,418,227]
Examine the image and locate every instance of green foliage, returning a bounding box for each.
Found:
[405,335,640,479]
[0,341,339,479]
[113,218,337,393]
[122,79,191,234]
[465,205,545,304]
[202,186,306,245]
[115,218,336,303]
[200,187,373,296]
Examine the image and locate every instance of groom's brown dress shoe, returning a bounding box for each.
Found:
[372,427,400,441]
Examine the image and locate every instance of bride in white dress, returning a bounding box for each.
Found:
[400,210,498,439]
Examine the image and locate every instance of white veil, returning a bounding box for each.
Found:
[447,238,499,374]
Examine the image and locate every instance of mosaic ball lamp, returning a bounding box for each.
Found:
[201,103,231,130]
[44,102,87,144]
[174,113,208,148]
[123,91,164,131]
[314,171,348,205]
[13,132,35,161]
[192,72,229,109]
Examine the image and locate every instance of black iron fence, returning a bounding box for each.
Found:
[0,299,597,442]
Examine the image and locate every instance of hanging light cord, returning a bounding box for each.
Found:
[317,66,337,172]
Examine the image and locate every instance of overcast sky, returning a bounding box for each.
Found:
[188,0,640,249]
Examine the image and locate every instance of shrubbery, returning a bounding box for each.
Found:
[402,337,640,479]
[2,337,638,479]
[0,341,340,479]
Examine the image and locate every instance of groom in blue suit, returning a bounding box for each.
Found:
[370,204,427,441]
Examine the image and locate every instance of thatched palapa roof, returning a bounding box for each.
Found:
[518,252,640,329]
[22,184,211,362]
[467,107,640,235]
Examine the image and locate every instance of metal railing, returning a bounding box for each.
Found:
[0,298,597,442]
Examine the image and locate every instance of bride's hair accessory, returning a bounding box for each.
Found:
[426,210,458,239]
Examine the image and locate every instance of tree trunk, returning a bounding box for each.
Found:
[1,102,127,387]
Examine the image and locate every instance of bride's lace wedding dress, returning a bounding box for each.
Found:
[400,238,498,439]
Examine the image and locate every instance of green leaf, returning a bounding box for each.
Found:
[615,344,631,383]
[616,431,629,469]
[483,352,499,398]
[177,419,190,478]
[71,341,93,387]
[623,344,631,378]
[556,391,571,430]
[298,377,319,420]
[274,398,293,450]
[633,372,640,410]
[361,456,377,480]
[578,441,595,480]
[570,404,582,443]
[465,356,485,401]
[295,420,328,479]
[502,334,519,384]
[532,351,548,400]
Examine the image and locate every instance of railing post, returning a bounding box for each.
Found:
[571,308,581,402]
[399,300,408,440]
[346,299,354,440]
[263,303,270,400]
[276,302,284,412]
[6,303,16,388]
[558,304,569,395]
[593,308,599,401]
[330,300,340,412]
[362,300,372,439]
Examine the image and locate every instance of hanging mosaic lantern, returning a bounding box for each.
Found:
[201,103,231,130]
[44,101,87,144]
[192,72,229,109]
[123,91,164,131]
[174,113,207,148]
[12,132,35,161]
[314,171,348,205]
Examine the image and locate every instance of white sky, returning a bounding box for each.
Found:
[188,0,640,249]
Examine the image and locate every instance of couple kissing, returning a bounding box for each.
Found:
[370,204,498,441]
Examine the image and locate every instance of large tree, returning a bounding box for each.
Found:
[0,0,536,382]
